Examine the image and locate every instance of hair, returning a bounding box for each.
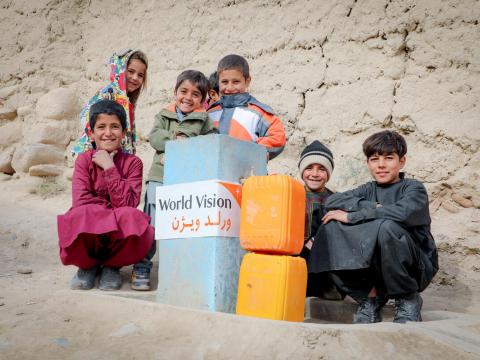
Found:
[217,54,250,78]
[208,71,219,93]
[89,99,127,130]
[362,130,407,158]
[126,50,148,105]
[174,70,209,102]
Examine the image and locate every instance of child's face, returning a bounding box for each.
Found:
[302,164,329,192]
[367,152,406,184]
[92,114,125,153]
[219,69,251,95]
[126,59,146,94]
[174,80,203,113]
[208,89,220,105]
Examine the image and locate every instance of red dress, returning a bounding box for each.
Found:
[57,151,154,269]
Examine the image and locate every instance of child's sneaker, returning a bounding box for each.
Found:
[98,266,122,291]
[70,266,98,290]
[131,264,151,291]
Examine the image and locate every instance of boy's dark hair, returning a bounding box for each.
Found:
[217,54,250,78]
[174,70,209,102]
[363,130,407,158]
[89,99,127,130]
[209,71,219,93]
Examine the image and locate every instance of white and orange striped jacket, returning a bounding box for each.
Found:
[208,93,286,159]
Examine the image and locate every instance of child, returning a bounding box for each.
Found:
[72,49,148,155]
[298,140,342,300]
[208,54,286,159]
[207,71,220,107]
[57,100,154,291]
[308,130,438,323]
[131,70,216,291]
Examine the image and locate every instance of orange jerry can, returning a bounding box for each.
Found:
[236,253,307,322]
[240,175,306,254]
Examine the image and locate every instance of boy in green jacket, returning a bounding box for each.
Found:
[131,70,216,291]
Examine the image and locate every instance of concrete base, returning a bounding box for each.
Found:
[3,290,479,359]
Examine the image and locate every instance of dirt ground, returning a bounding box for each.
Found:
[1,175,480,359]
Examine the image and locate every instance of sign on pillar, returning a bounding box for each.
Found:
[155,180,242,239]
[156,134,267,313]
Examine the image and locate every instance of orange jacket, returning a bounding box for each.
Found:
[208,93,286,159]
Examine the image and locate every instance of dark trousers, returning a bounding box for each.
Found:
[317,220,430,300]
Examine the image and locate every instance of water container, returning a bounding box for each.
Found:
[240,175,306,254]
[236,253,307,322]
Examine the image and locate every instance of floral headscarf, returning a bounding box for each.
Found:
[72,49,137,155]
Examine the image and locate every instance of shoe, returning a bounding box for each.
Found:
[393,292,423,323]
[98,267,122,291]
[353,296,386,324]
[131,265,151,291]
[70,266,98,290]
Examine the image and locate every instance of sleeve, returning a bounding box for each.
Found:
[255,111,286,160]
[326,183,377,212]
[71,154,105,207]
[102,156,143,208]
[347,181,431,227]
[148,113,175,152]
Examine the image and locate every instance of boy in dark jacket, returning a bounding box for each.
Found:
[309,130,438,323]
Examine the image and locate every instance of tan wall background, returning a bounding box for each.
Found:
[0,0,479,309]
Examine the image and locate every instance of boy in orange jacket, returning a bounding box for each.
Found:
[208,54,286,159]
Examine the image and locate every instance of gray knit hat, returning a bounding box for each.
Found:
[298,140,334,179]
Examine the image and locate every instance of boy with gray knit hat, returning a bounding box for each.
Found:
[298,140,342,299]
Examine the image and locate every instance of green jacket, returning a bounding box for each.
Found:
[147,103,216,183]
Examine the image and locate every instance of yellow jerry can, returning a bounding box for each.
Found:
[236,253,307,322]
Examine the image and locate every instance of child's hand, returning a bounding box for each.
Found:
[92,150,115,170]
[322,210,349,224]
[175,132,187,139]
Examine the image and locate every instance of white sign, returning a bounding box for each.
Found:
[155,180,242,240]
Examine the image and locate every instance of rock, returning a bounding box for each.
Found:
[0,85,19,100]
[36,88,78,120]
[0,150,14,174]
[0,122,23,149]
[17,267,32,275]
[11,144,64,173]
[27,122,73,147]
[17,105,33,117]
[451,193,474,208]
[442,200,460,213]
[29,164,64,177]
[0,107,17,120]
[0,173,13,181]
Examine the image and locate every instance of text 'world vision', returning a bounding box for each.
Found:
[158,194,233,211]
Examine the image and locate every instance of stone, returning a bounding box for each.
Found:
[0,107,17,120]
[0,122,23,149]
[0,85,19,100]
[0,150,14,174]
[17,268,32,275]
[36,88,78,120]
[27,122,73,147]
[17,106,33,117]
[11,144,64,173]
[29,164,64,177]
[451,193,474,208]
